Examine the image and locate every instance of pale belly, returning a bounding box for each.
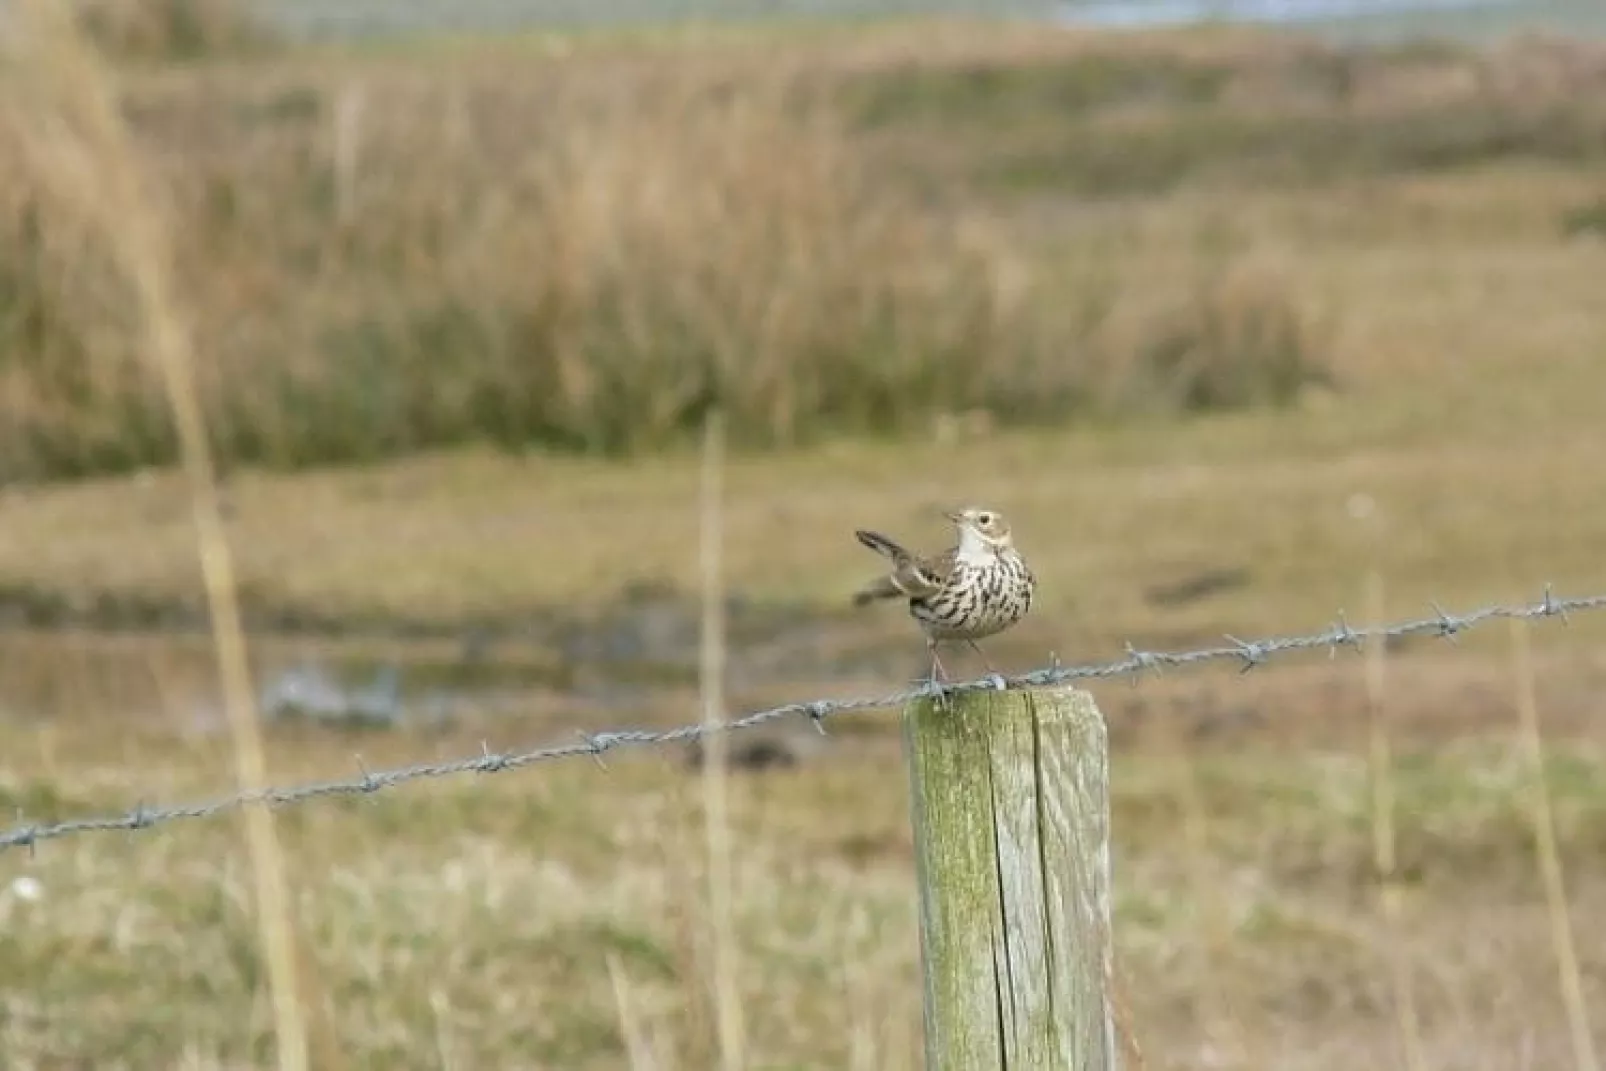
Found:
[908,558,1034,640]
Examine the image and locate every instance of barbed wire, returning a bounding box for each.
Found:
[3,586,1602,854]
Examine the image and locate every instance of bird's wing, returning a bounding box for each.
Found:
[853,530,954,601]
[897,547,955,597]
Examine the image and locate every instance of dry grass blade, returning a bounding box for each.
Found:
[699,410,745,1069]
[1510,618,1600,1071]
[1169,717,1247,1065]
[332,82,365,228]
[1111,966,1148,1070]
[1364,573,1426,1071]
[427,988,461,1071]
[3,2,307,1067]
[607,952,663,1071]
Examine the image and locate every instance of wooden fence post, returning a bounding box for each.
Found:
[903,685,1118,1070]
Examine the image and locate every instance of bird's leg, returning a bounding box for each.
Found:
[964,639,997,675]
[966,640,1010,691]
[925,639,952,708]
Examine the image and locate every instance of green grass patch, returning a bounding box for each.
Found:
[5,730,1605,1067]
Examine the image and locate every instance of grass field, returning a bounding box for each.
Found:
[2,5,1606,1069]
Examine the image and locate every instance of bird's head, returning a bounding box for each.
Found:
[945,507,1013,555]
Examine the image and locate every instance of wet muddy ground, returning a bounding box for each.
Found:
[4,576,1601,774]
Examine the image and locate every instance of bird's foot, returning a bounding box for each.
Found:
[922,650,952,710]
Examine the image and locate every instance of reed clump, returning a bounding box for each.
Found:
[73,0,279,61]
[0,33,1351,481]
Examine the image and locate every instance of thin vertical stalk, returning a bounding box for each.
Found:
[1363,572,1425,1071]
[1511,619,1599,1071]
[6,6,306,1067]
[699,410,745,1069]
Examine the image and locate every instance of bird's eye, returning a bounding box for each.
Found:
[978,513,993,525]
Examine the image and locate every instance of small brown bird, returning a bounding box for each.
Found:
[852,507,1036,684]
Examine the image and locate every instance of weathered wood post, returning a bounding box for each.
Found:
[903,686,1118,1070]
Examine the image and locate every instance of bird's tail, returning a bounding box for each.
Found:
[852,529,915,607]
[851,576,902,607]
[854,529,911,564]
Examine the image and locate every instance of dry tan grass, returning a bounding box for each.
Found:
[5,3,306,1067]
[2,16,1606,1071]
[1363,574,1427,1071]
[26,21,1606,475]
[0,116,1599,641]
[0,39,1043,471]
[71,0,277,61]
[3,704,1605,1068]
[1510,618,1601,1071]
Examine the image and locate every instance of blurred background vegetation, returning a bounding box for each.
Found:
[6,0,1600,479]
[2,1,1605,1068]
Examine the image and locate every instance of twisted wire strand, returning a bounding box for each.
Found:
[4,587,1601,853]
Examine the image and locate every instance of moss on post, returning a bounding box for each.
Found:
[903,686,1117,1070]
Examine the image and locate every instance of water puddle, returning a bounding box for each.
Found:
[0,580,896,736]
[1058,0,1505,28]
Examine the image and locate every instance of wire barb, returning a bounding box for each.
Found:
[805,701,831,735]
[1122,642,1165,686]
[3,589,1604,853]
[1429,601,1464,643]
[476,741,509,775]
[353,754,379,793]
[13,808,36,859]
[1326,611,1363,659]
[1223,635,1266,674]
[577,731,610,770]
[1539,583,1571,626]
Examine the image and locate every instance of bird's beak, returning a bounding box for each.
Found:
[943,510,964,524]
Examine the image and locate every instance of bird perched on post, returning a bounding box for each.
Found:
[851,507,1035,685]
